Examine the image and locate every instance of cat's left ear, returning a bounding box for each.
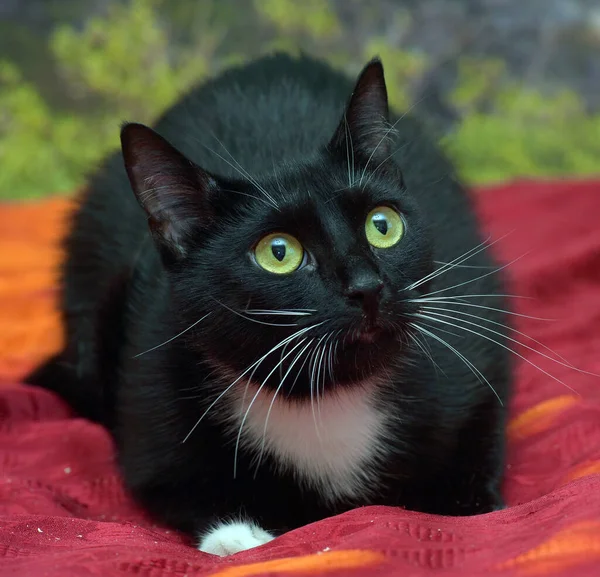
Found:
[121,122,217,262]
[328,57,391,164]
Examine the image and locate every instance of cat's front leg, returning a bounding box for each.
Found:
[197,519,275,556]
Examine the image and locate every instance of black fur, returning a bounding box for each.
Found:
[27,54,511,538]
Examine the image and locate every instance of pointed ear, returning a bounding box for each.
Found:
[121,122,216,260]
[328,57,391,164]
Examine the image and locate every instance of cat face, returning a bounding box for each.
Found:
[121,59,434,395]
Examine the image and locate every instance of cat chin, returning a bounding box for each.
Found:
[197,520,274,556]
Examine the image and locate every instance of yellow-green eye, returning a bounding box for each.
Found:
[365,206,404,249]
[254,232,304,274]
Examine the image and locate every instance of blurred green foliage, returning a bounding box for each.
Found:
[445,58,600,182]
[0,0,598,201]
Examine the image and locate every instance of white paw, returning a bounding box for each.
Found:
[197,520,274,557]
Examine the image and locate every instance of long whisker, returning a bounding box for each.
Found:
[406,331,447,377]
[182,322,323,443]
[419,303,563,362]
[219,188,273,206]
[406,234,495,291]
[210,297,298,327]
[343,113,355,187]
[415,320,464,340]
[358,98,425,187]
[205,133,279,209]
[233,337,314,477]
[327,330,342,382]
[410,322,503,406]
[287,339,316,399]
[414,312,580,395]
[316,332,335,412]
[411,298,553,322]
[333,330,341,367]
[308,341,324,442]
[360,144,408,191]
[133,312,212,358]
[433,260,498,270]
[418,251,530,299]
[253,338,314,476]
[412,293,533,301]
[318,332,336,419]
[419,308,600,379]
[194,141,278,209]
[244,309,316,316]
[311,337,325,421]
[407,232,517,292]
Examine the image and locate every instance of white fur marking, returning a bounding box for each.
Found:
[197,521,274,556]
[229,382,388,503]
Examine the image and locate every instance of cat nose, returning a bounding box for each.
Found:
[345,275,384,312]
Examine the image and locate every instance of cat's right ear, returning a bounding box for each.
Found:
[328,57,391,165]
[121,122,216,261]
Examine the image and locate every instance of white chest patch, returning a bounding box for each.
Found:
[227,381,389,503]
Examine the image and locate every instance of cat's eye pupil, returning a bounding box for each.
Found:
[365,206,403,249]
[372,214,388,235]
[255,232,303,274]
[271,240,286,262]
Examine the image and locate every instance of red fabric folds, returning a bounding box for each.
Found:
[1,179,600,576]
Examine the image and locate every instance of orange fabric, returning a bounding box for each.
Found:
[0,197,71,383]
[498,522,600,575]
[209,550,384,577]
[564,461,600,484]
[507,395,580,441]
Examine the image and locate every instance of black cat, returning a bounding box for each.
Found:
[27,54,511,556]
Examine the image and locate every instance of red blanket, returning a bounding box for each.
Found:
[1,180,600,577]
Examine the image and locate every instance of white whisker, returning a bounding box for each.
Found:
[406,331,447,377]
[287,339,316,398]
[406,235,492,291]
[207,133,279,209]
[253,338,314,476]
[316,332,335,416]
[411,298,553,322]
[133,312,212,358]
[406,233,513,292]
[343,113,355,187]
[418,251,529,299]
[210,298,298,327]
[358,98,425,187]
[182,322,324,443]
[420,308,599,379]
[433,260,498,270]
[413,293,533,301]
[410,322,503,406]
[244,309,316,316]
[233,333,322,477]
[414,312,580,395]
[308,342,324,442]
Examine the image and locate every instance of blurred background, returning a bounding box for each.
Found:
[1,0,600,202]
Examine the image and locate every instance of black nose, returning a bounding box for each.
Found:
[345,274,384,313]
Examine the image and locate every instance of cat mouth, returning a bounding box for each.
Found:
[343,320,397,347]
[346,326,383,344]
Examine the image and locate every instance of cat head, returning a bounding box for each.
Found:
[121,58,434,394]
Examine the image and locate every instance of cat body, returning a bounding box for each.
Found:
[28,54,511,556]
